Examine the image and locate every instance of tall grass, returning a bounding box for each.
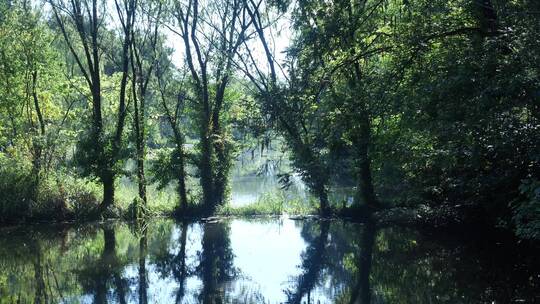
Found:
[115,178,178,216]
[216,191,317,216]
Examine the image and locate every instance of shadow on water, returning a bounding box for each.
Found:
[0,218,538,303]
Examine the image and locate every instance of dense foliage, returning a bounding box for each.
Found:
[0,0,538,239]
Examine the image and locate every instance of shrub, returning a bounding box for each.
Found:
[0,155,35,222]
[0,155,101,223]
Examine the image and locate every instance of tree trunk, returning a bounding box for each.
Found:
[212,78,230,207]
[177,146,188,212]
[478,0,498,33]
[353,109,378,211]
[213,146,228,208]
[316,184,331,217]
[136,154,147,205]
[101,172,115,210]
[133,95,147,206]
[349,56,378,211]
[161,88,189,213]
[133,96,147,205]
[172,128,188,212]
[31,70,45,174]
[212,128,229,208]
[199,126,215,214]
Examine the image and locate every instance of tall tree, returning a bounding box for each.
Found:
[154,65,190,211]
[171,0,251,213]
[238,0,334,215]
[50,0,136,210]
[130,0,162,206]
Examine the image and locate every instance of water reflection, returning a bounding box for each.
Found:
[285,221,329,304]
[197,222,235,303]
[76,226,129,303]
[349,222,375,304]
[0,218,538,303]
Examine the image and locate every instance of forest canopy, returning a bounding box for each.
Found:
[0,0,538,239]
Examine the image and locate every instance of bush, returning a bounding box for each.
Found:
[0,155,36,222]
[0,155,101,223]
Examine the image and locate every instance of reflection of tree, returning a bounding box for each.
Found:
[32,240,48,304]
[2,220,540,303]
[0,228,74,303]
[173,221,189,303]
[78,226,128,304]
[138,221,148,304]
[285,221,330,304]
[348,222,376,304]
[368,227,540,303]
[197,221,236,304]
[149,220,193,303]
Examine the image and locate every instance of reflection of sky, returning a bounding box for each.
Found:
[228,219,306,303]
[109,218,332,303]
[61,218,337,304]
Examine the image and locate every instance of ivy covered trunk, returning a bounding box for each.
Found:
[199,125,215,214]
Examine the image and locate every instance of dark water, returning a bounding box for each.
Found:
[0,218,539,303]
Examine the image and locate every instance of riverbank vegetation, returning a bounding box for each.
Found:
[0,0,538,239]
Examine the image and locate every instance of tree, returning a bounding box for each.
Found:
[0,2,81,215]
[237,0,334,215]
[171,0,251,213]
[129,0,162,206]
[50,0,136,210]
[154,63,190,211]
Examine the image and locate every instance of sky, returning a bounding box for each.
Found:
[161,3,293,76]
[41,0,293,79]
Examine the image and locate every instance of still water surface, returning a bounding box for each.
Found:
[0,218,539,303]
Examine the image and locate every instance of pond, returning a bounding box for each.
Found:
[0,218,539,303]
